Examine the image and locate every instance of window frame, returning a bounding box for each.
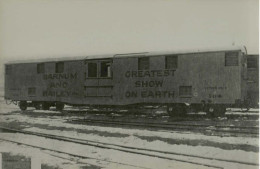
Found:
[5,65,12,75]
[165,55,178,69]
[37,63,45,74]
[247,56,258,69]
[100,61,112,78]
[225,52,239,66]
[138,57,150,70]
[86,60,113,79]
[55,62,64,73]
[87,62,98,78]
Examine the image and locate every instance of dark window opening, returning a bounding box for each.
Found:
[138,57,149,70]
[100,61,112,77]
[5,65,12,75]
[225,52,238,66]
[165,55,178,69]
[55,62,64,73]
[28,87,36,96]
[37,63,45,74]
[88,63,97,77]
[179,86,192,96]
[247,56,258,69]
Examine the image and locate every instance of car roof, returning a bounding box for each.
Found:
[6,46,245,64]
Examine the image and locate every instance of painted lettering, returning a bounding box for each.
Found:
[141,91,174,98]
[209,94,222,98]
[125,91,137,98]
[49,81,68,88]
[135,80,163,88]
[205,86,227,91]
[43,73,78,80]
[125,71,130,77]
[127,91,174,98]
[125,70,175,78]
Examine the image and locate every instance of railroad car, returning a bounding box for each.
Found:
[4,47,249,116]
[246,55,259,108]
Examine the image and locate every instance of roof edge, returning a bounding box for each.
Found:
[5,46,245,64]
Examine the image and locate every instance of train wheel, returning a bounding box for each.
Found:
[34,103,41,110]
[216,106,226,116]
[206,106,215,117]
[191,104,202,113]
[167,105,174,115]
[167,104,187,116]
[42,102,50,110]
[19,101,27,111]
[206,105,226,117]
[56,102,65,111]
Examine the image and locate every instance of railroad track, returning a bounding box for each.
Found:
[0,135,147,169]
[69,118,259,136]
[62,109,259,118]
[0,126,258,169]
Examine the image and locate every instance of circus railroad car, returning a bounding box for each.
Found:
[4,47,248,116]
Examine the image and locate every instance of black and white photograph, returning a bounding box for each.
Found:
[0,0,259,168]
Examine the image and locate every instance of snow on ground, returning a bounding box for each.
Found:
[63,105,90,111]
[0,133,216,169]
[0,99,258,169]
[1,112,257,147]
[228,108,259,112]
[225,108,259,115]
[0,99,19,113]
[0,111,258,167]
[0,141,88,169]
[226,112,259,115]
[23,127,258,165]
[33,110,61,114]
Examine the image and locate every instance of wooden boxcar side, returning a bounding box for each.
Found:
[112,50,246,106]
[5,60,85,105]
[4,48,248,114]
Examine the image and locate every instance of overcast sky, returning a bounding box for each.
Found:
[0,0,259,86]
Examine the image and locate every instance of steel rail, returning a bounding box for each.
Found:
[0,138,149,169]
[71,118,258,129]
[70,119,259,136]
[0,127,223,169]
[0,126,258,167]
